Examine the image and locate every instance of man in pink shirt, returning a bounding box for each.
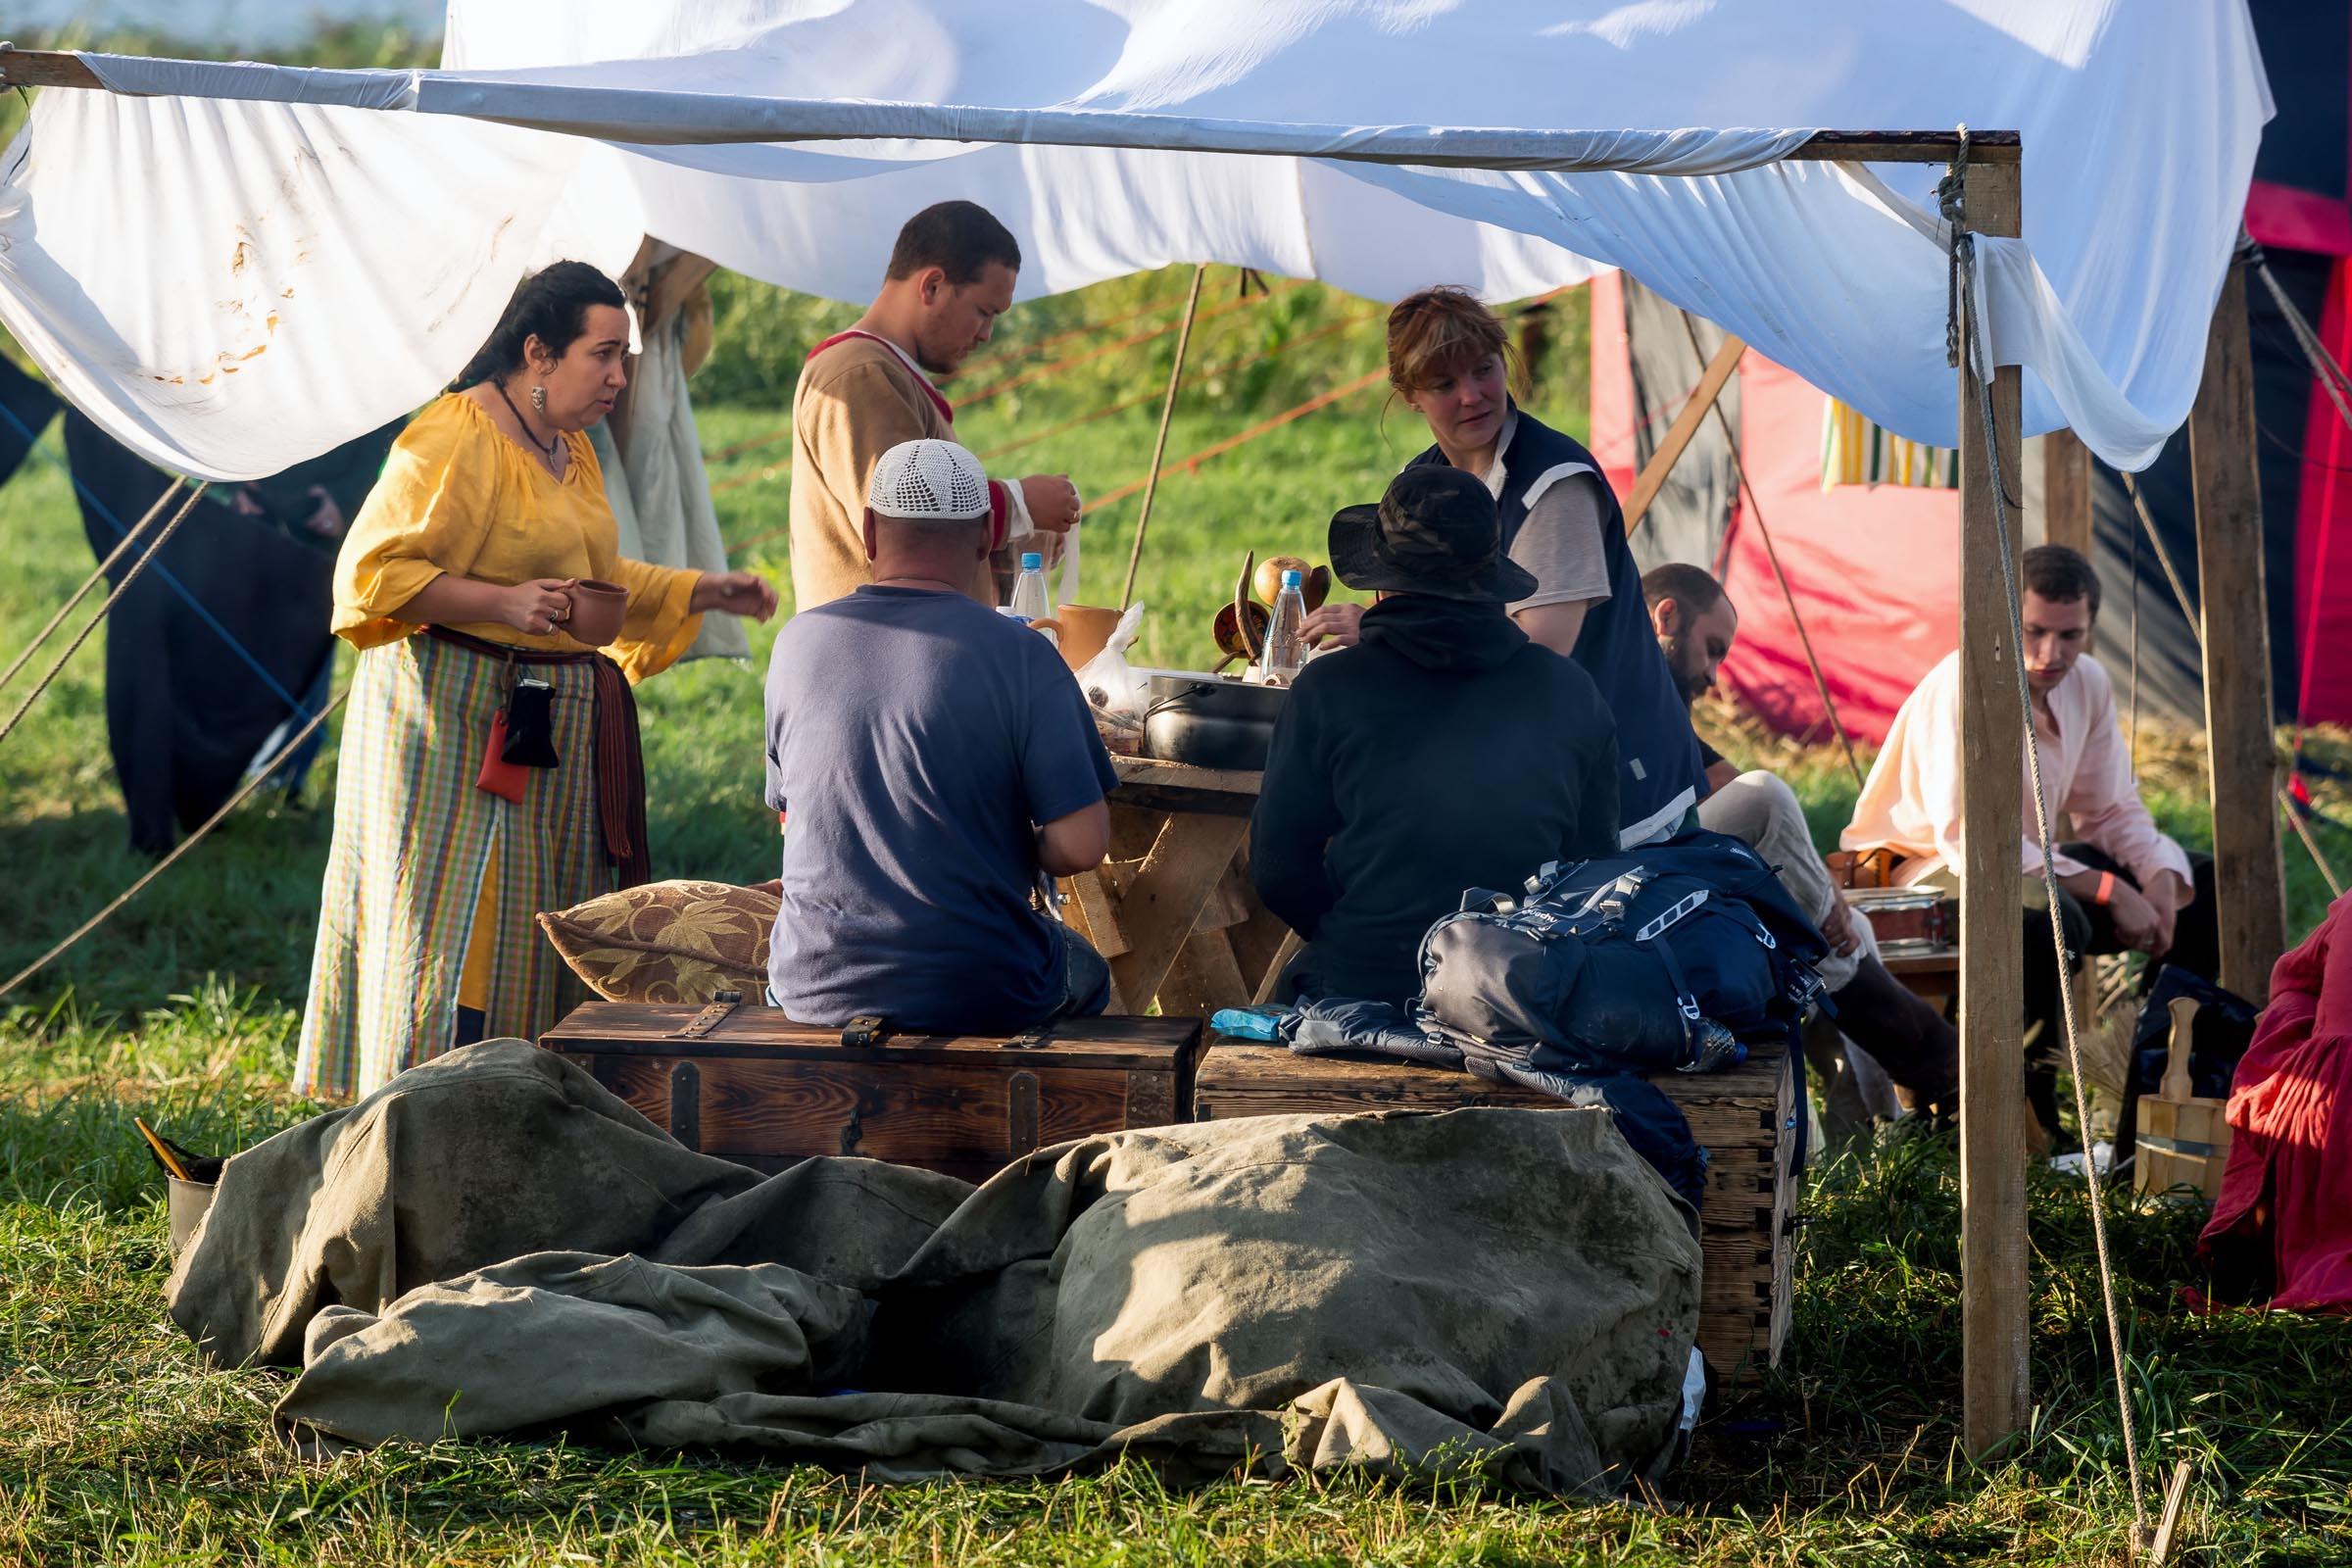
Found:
[1841,545,2219,1141]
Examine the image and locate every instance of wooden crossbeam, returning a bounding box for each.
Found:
[0,48,98,88]
[0,47,2022,172]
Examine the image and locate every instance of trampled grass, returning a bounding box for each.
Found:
[6,994,2352,1565]
[5,269,2352,1562]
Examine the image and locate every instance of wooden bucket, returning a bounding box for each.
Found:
[167,1175,217,1255]
[2134,995,2232,1200]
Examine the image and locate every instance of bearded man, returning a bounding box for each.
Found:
[1643,563,1959,1120]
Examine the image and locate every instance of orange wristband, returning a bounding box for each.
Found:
[2091,871,2117,906]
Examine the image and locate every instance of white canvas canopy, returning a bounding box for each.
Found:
[0,0,2271,481]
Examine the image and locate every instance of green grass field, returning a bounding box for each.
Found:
[6,266,2352,1564]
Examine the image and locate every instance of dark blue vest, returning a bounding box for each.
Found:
[1407,409,1705,845]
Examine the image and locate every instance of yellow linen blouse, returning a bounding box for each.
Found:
[332,392,703,683]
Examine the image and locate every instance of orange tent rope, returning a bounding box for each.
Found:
[704,279,1301,470]
[1085,367,1388,513]
[721,364,1386,563]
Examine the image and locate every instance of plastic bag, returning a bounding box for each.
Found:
[1075,603,1149,753]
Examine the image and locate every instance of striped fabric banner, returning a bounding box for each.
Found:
[1819,396,1957,490]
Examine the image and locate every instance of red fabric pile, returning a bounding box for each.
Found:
[2197,894,2352,1311]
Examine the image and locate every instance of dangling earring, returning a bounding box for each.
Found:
[529,384,548,415]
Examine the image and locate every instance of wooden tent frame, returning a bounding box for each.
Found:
[0,46,2290,1456]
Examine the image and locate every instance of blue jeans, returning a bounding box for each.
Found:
[1054,922,1112,1019]
[763,923,1110,1031]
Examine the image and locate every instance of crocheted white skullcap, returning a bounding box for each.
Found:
[867,438,990,521]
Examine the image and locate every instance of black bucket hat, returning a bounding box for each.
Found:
[1328,466,1539,604]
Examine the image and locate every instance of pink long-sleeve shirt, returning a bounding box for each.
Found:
[1840,650,2194,904]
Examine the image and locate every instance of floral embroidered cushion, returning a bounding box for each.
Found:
[537,879,778,1004]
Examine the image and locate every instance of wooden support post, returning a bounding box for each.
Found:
[2188,261,2289,1001]
[1956,154,2031,1460]
[2042,428,2095,557]
[1623,332,1745,534]
[2041,430,2101,1045]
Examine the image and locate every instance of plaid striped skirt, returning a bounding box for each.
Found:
[295,633,614,1100]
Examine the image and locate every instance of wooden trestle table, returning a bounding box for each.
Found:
[1061,756,1296,1018]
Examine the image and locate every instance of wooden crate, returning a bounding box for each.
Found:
[2135,995,2232,1200]
[540,1002,1201,1184]
[1192,1038,1795,1381]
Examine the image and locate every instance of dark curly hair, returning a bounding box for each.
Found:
[450,261,626,391]
[2023,544,2101,618]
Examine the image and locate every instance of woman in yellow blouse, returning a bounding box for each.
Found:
[296,262,776,1100]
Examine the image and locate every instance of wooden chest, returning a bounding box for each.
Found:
[1192,1038,1796,1382]
[540,1003,1201,1184]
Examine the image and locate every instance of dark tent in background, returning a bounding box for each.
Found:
[1590,0,2352,747]
[0,354,61,486]
[54,411,400,855]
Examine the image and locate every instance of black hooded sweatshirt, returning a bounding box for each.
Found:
[1250,594,1622,1007]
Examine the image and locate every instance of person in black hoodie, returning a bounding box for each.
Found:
[1250,466,1621,1007]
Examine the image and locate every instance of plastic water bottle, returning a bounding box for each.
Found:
[1258,567,1306,684]
[1006,551,1057,648]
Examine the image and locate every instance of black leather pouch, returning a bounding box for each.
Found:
[500,677,560,768]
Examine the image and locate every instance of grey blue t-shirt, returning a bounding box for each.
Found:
[762,585,1117,1032]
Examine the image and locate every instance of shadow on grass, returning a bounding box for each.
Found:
[1679,1125,2352,1557]
[2,802,334,1017]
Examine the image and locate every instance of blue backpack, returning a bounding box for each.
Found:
[1413,829,1829,1077]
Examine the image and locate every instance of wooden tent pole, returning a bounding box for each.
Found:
[2039,428,2099,1066]
[2041,429,2095,557]
[1956,153,2031,1460]
[1623,332,1746,535]
[2187,259,2289,1001]
[1120,264,1210,610]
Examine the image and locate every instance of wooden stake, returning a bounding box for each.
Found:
[1956,153,2032,1461]
[2145,1458,2194,1565]
[1120,263,1210,610]
[1623,332,1745,535]
[2187,260,2289,1002]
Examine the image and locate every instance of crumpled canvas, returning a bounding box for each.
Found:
[171,1040,1699,1494]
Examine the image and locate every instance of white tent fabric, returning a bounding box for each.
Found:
[0,0,2271,481]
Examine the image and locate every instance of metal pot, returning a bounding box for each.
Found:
[1141,673,1287,770]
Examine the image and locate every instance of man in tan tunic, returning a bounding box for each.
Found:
[790,201,1082,610]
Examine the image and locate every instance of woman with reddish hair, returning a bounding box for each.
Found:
[1305,285,1705,849]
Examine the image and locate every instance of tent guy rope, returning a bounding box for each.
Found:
[0,687,349,1003]
[0,473,182,696]
[0,479,207,748]
[1677,314,1866,790]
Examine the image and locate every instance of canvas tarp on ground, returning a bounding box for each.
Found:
[167,1040,1701,1493]
[0,1,2271,481]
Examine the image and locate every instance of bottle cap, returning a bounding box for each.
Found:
[1281,568,1302,588]
[1021,551,1044,570]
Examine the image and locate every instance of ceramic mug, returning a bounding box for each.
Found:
[1056,603,1121,669]
[564,578,629,647]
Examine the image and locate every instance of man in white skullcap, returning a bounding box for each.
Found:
[762,438,1114,1032]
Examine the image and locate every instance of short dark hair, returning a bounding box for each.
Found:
[451,261,625,390]
[1642,562,1727,616]
[2023,544,2101,617]
[886,201,1021,286]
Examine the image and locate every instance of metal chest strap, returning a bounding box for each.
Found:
[668,989,743,1040]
